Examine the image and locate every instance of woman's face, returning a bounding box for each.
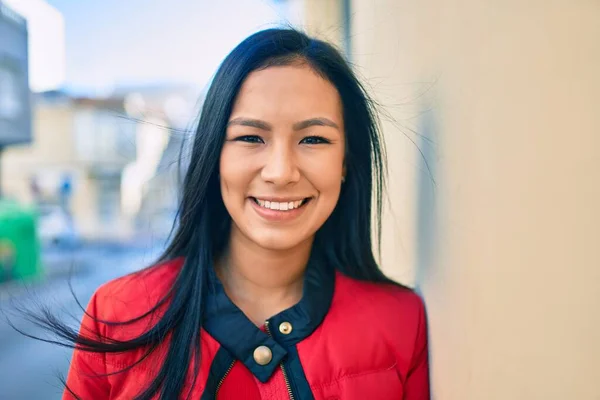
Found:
[220,64,345,251]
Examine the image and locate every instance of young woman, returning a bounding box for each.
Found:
[61,28,430,399]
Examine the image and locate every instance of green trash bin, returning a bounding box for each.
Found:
[0,199,42,283]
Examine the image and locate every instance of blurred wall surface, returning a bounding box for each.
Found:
[301,0,345,48]
[306,0,600,399]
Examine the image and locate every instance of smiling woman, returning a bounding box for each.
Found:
[221,64,345,255]
[24,28,430,400]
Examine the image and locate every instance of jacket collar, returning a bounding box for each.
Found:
[203,252,335,383]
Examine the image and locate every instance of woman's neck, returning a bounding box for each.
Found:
[216,228,313,326]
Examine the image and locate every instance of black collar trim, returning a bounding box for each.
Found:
[203,253,335,383]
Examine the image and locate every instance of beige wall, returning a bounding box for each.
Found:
[301,0,345,49]
[307,0,600,398]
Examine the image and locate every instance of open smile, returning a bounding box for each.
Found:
[248,196,313,221]
[250,197,312,211]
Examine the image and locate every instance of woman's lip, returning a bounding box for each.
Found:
[249,197,310,222]
[249,196,311,202]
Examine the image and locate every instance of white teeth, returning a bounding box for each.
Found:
[253,198,307,211]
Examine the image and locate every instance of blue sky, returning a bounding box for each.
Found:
[45,0,298,94]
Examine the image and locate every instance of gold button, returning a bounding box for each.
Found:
[253,345,272,366]
[279,321,293,335]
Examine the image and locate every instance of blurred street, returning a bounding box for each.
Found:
[0,241,164,400]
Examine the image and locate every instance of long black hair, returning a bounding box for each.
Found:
[19,28,397,399]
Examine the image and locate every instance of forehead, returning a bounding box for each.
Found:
[231,65,342,121]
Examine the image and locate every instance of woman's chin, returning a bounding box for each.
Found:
[246,230,312,252]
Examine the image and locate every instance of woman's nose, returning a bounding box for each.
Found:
[260,143,301,185]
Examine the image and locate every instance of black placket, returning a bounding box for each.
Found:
[202,252,335,399]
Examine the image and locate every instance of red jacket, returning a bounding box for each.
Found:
[64,257,429,399]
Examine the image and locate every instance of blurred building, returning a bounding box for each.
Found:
[117,84,201,241]
[1,92,137,241]
[134,131,184,241]
[2,0,65,92]
[0,1,31,151]
[1,83,201,243]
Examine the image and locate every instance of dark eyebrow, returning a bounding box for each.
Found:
[293,118,339,131]
[227,118,272,131]
[227,117,340,131]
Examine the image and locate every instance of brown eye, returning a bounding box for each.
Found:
[300,136,330,145]
[234,135,264,144]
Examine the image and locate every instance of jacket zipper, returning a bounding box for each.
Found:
[215,360,235,396]
[265,321,295,400]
